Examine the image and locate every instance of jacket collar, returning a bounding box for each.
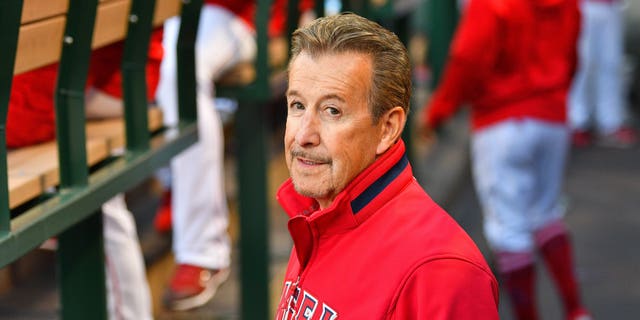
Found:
[276,140,413,235]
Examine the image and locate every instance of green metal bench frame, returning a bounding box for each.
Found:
[0,0,200,318]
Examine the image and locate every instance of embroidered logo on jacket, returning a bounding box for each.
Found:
[277,280,338,320]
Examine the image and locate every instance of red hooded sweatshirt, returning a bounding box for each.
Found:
[276,140,499,319]
[424,0,580,131]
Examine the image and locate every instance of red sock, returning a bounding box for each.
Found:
[154,190,172,233]
[537,231,583,316]
[500,263,538,320]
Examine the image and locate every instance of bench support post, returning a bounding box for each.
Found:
[0,0,25,235]
[177,0,202,124]
[234,0,273,318]
[57,211,107,319]
[237,100,270,319]
[426,0,458,88]
[123,0,158,152]
[55,0,99,187]
[55,0,105,318]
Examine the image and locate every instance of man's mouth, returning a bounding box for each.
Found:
[291,150,331,166]
[299,158,321,165]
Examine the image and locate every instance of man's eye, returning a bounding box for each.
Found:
[326,107,340,116]
[290,101,304,110]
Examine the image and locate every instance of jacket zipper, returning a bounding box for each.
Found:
[286,221,318,318]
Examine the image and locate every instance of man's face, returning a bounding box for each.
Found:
[285,51,386,209]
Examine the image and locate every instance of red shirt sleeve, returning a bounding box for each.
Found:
[298,0,315,12]
[269,0,315,37]
[390,259,499,319]
[6,64,58,148]
[268,0,287,37]
[423,0,499,129]
[88,28,163,100]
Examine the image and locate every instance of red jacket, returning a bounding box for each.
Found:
[424,0,580,131]
[206,0,314,38]
[275,140,499,319]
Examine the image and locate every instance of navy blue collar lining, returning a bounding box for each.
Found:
[350,154,409,214]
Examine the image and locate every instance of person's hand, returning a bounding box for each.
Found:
[414,113,438,146]
[299,10,317,28]
[268,36,289,69]
[420,122,438,144]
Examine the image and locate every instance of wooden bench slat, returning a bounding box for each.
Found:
[8,139,111,204]
[7,142,55,168]
[92,0,130,50]
[14,17,65,75]
[86,139,112,167]
[7,108,164,209]
[153,0,182,26]
[147,106,164,131]
[85,106,164,152]
[21,0,68,24]
[8,175,43,210]
[20,0,120,24]
[86,123,125,155]
[92,0,181,50]
[15,0,181,75]
[8,143,60,191]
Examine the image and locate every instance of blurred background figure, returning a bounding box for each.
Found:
[419,0,592,319]
[569,0,637,148]
[153,1,254,311]
[154,0,314,311]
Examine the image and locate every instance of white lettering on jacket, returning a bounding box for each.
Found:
[278,280,338,320]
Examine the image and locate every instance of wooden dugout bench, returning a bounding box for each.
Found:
[0,0,200,318]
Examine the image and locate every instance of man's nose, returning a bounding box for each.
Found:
[295,112,320,146]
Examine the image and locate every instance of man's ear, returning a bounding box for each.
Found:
[376,106,406,155]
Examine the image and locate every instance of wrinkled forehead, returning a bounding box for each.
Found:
[287,51,373,98]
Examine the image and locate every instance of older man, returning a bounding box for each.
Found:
[275,13,499,319]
